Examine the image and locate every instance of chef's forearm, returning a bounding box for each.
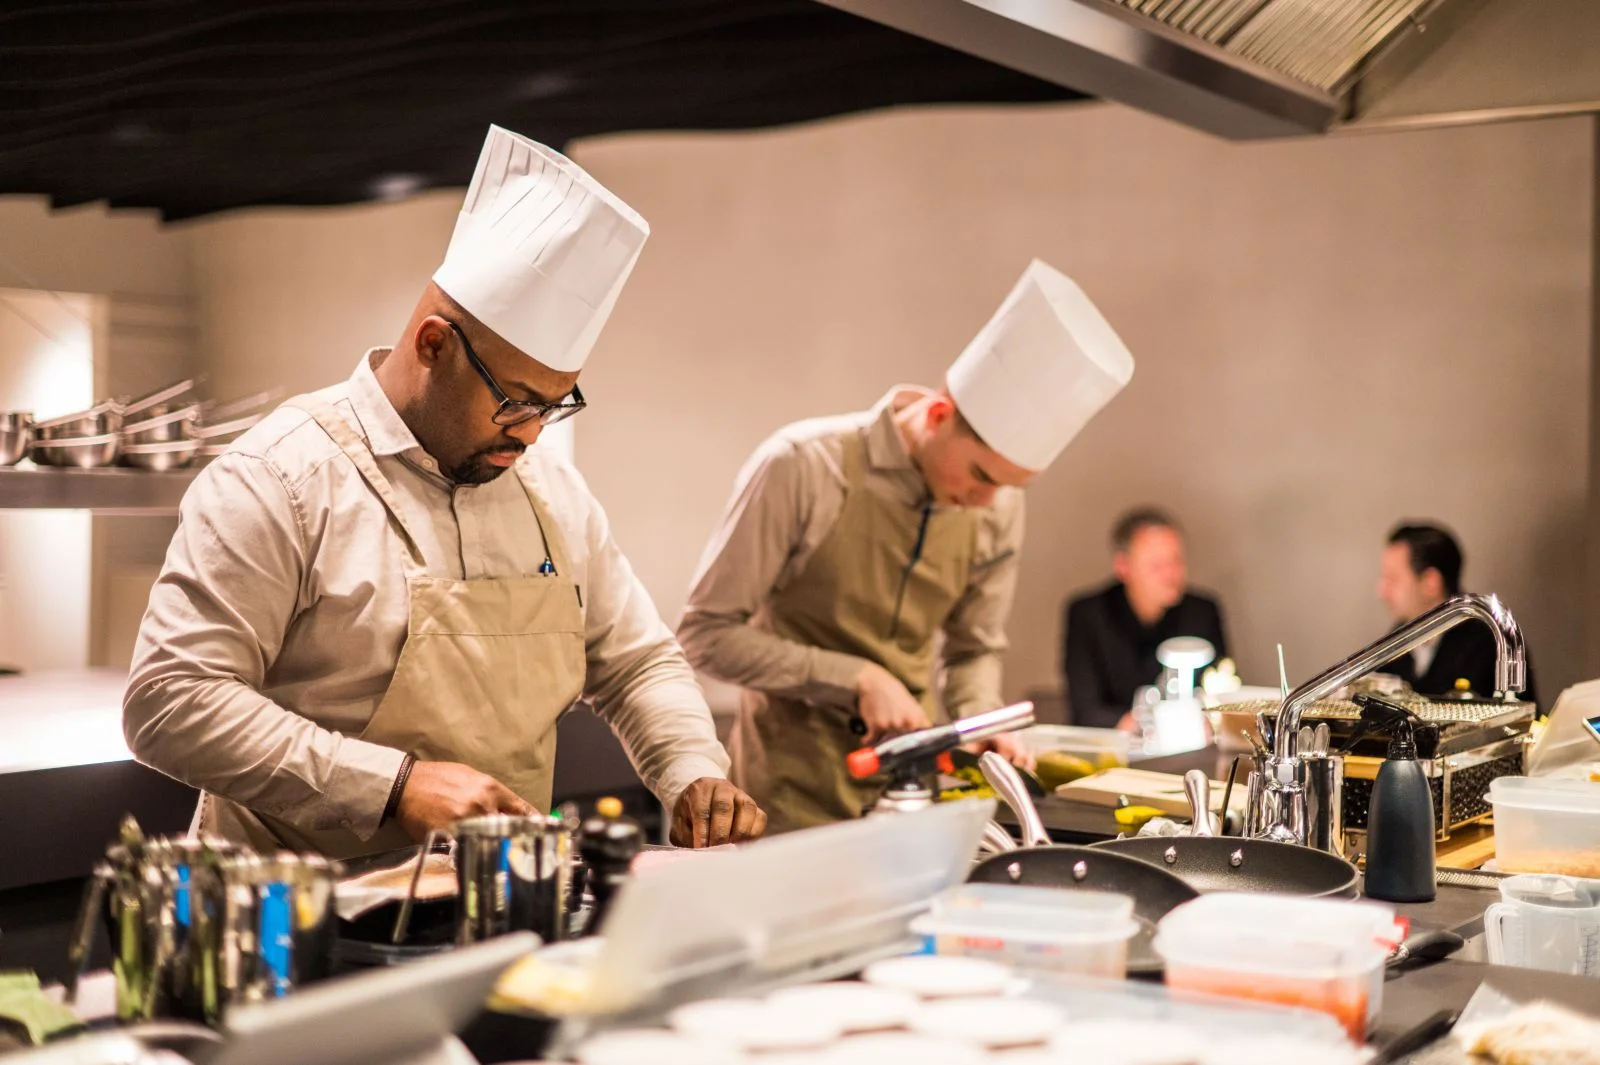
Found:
[123,673,405,837]
[677,610,865,707]
[589,647,730,811]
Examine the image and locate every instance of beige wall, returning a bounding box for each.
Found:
[182,193,460,399]
[6,103,1591,711]
[567,104,1592,707]
[0,289,97,670]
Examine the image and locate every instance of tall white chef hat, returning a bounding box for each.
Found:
[432,125,649,372]
[946,260,1134,471]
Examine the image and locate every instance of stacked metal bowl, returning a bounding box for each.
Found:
[0,411,33,467]
[20,380,277,471]
[29,400,125,468]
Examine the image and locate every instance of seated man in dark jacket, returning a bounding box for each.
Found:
[1063,508,1228,728]
[1378,523,1537,706]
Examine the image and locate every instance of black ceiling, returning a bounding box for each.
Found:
[0,0,1083,220]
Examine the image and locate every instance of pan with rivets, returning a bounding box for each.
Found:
[1090,770,1360,899]
[967,753,1198,975]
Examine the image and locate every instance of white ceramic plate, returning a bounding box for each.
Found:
[826,1032,987,1065]
[909,997,1065,1048]
[669,997,841,1051]
[860,955,1011,999]
[766,982,919,1033]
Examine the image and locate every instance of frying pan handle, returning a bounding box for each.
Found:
[979,821,1019,855]
[980,752,1050,848]
[1184,770,1215,838]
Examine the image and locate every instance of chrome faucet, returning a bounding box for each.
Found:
[1247,593,1527,846]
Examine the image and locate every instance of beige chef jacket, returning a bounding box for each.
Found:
[125,350,729,842]
[678,387,1024,718]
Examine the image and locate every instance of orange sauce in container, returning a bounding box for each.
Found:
[1165,965,1369,1040]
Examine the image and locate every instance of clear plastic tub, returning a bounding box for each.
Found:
[1153,894,1399,1041]
[1489,776,1600,879]
[1015,725,1133,790]
[909,884,1138,979]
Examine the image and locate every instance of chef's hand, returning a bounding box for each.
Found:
[965,731,1036,772]
[395,760,534,841]
[670,778,767,848]
[855,662,930,745]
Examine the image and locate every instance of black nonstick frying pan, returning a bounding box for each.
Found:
[972,753,1199,975]
[1091,770,1360,898]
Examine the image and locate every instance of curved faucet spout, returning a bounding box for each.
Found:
[1271,593,1526,762]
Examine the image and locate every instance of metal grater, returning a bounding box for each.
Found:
[1436,867,1511,890]
[1245,694,1535,727]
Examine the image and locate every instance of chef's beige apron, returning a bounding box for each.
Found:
[729,431,977,834]
[194,398,586,859]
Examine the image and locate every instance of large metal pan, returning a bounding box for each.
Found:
[968,754,1198,975]
[1092,770,1360,898]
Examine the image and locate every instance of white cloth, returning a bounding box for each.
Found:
[947,260,1134,471]
[124,350,727,839]
[432,125,649,371]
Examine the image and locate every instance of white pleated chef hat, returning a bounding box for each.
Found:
[946,260,1135,471]
[432,125,649,372]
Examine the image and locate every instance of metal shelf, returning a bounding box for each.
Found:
[0,465,198,514]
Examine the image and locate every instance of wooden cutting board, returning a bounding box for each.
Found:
[1057,767,1245,817]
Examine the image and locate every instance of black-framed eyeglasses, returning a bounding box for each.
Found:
[448,320,587,428]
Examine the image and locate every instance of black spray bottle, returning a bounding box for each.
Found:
[1347,694,1439,903]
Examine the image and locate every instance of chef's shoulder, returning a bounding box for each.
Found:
[182,387,357,514]
[738,409,870,490]
[974,484,1024,557]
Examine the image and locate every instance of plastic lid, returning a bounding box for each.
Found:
[1153,894,1397,974]
[1489,775,1600,813]
[1050,1019,1208,1064]
[911,912,1140,948]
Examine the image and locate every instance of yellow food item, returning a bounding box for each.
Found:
[492,954,596,1015]
[1096,751,1127,771]
[1113,805,1166,832]
[1035,752,1098,790]
[938,785,996,802]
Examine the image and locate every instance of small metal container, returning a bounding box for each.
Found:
[395,814,573,947]
[121,439,200,471]
[33,401,125,441]
[121,405,200,445]
[31,433,121,468]
[0,411,31,466]
[68,836,338,1026]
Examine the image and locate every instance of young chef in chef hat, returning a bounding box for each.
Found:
[678,260,1135,834]
[123,124,766,860]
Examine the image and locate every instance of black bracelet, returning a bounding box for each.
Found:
[382,754,416,825]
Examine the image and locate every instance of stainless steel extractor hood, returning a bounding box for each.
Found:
[815,0,1600,138]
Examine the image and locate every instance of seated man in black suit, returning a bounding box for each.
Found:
[1377,522,1538,706]
[1062,508,1228,728]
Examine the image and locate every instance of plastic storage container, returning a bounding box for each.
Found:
[1489,776,1600,879]
[1015,726,1133,790]
[1153,894,1401,1041]
[909,884,1139,979]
